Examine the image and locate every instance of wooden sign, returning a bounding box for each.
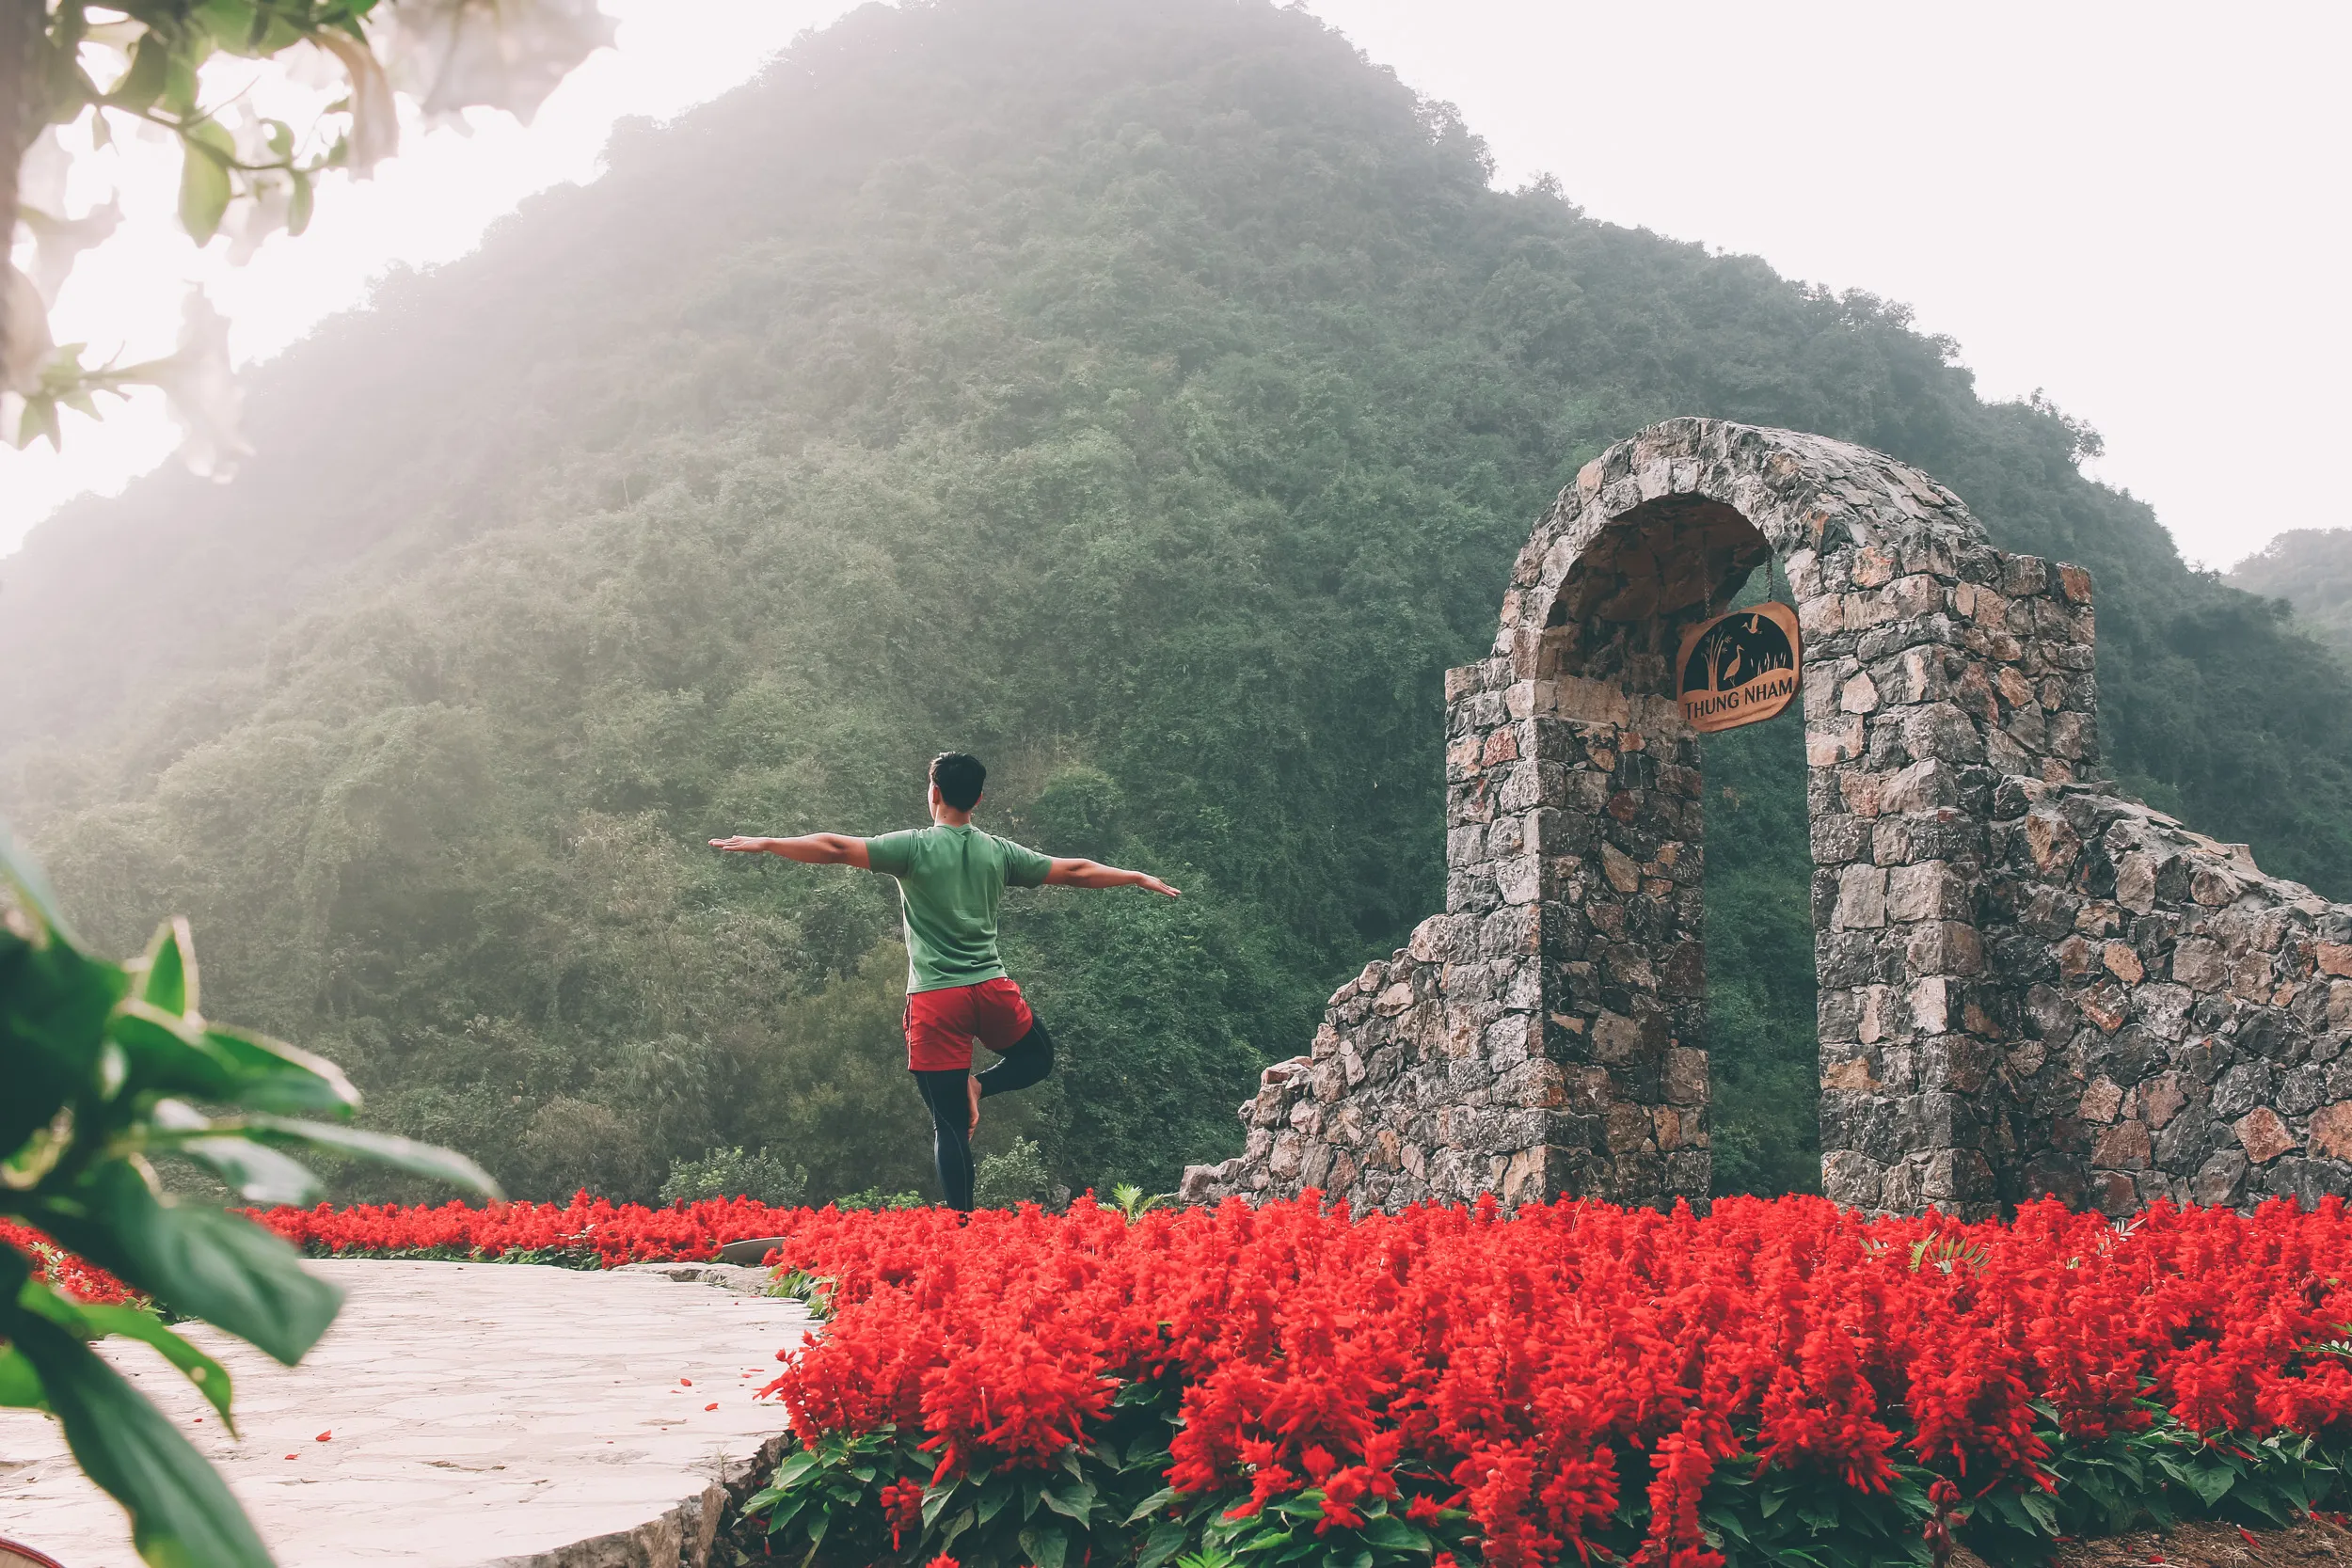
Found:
[1677,601,1801,733]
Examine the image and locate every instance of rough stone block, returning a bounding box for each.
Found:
[1905,921,1985,976]
[1886,862,1969,923]
[2234,1107,2296,1164]
[1834,865,1889,930]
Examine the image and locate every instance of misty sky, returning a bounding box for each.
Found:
[3,0,2343,570]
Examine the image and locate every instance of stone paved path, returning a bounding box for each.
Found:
[0,1259,815,1567]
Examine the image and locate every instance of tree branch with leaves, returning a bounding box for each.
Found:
[3,0,615,470]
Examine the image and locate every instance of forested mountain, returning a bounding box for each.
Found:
[2229,530,2352,662]
[6,0,2348,1204]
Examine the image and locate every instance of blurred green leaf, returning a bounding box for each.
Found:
[0,816,78,946]
[8,1311,273,1568]
[42,1164,340,1366]
[244,1117,501,1199]
[110,1002,237,1096]
[200,1027,360,1116]
[106,32,171,114]
[19,1280,238,1431]
[152,1101,324,1207]
[179,125,234,245]
[110,1008,360,1117]
[2,940,121,1158]
[84,1307,238,1432]
[288,167,314,237]
[133,919,197,1018]
[0,1345,42,1408]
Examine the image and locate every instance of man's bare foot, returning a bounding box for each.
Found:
[967,1072,981,1136]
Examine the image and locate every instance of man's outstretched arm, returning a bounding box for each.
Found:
[1044,858,1180,897]
[708,833,873,868]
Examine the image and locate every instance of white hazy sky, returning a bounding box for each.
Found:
[4,0,2344,570]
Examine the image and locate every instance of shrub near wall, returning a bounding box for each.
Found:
[748,1196,2352,1568]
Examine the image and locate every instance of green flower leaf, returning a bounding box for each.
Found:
[1020,1522,1070,1568]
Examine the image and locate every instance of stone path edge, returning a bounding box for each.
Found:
[485,1262,791,1568]
[479,1430,787,1568]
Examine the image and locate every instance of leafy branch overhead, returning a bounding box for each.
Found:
[0,822,500,1568]
[2,0,617,471]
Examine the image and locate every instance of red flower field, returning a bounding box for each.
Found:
[13,1192,2351,1564]
[223,1190,2352,1567]
[252,1190,798,1269]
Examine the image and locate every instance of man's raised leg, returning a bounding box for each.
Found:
[977,1016,1054,1100]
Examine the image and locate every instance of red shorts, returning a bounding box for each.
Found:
[903,977,1034,1072]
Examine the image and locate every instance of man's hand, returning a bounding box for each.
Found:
[968,1073,981,1137]
[1135,874,1181,898]
[708,835,775,853]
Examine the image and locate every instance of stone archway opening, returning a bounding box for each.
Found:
[1520,495,1780,1207]
[1546,497,1831,1197]
[1185,422,2041,1215]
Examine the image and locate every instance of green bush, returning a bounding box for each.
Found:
[973,1136,1055,1209]
[834,1187,925,1212]
[658,1146,808,1208]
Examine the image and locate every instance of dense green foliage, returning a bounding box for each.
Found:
[2229,529,2352,660]
[6,0,2349,1203]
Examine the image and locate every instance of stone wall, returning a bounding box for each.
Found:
[1181,418,2352,1216]
[1986,784,2352,1212]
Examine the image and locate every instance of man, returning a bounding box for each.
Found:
[709,752,1178,1212]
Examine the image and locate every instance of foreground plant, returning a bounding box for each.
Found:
[0,826,496,1568]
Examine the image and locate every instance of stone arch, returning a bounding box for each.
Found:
[1488,420,2058,1217]
[1184,419,2352,1218]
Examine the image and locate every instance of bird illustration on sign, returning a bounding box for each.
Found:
[1677,601,1802,733]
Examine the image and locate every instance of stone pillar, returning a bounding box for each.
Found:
[1440,649,1709,1209]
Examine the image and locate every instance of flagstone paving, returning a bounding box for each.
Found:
[0,1259,813,1568]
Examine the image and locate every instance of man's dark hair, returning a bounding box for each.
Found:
[930,752,986,812]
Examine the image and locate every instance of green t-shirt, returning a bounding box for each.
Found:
[864,824,1054,993]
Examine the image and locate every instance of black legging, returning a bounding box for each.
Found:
[912,1016,1055,1212]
